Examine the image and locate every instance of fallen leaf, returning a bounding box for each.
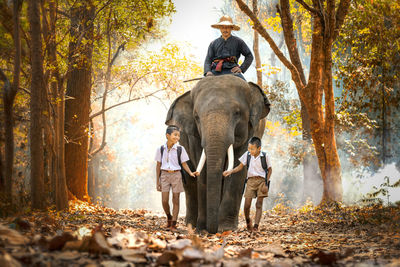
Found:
[238,248,252,258]
[53,250,81,260]
[157,251,179,265]
[182,247,204,261]
[0,251,22,267]
[63,240,84,251]
[0,224,28,246]
[168,239,192,250]
[80,232,111,254]
[48,232,75,251]
[311,250,337,265]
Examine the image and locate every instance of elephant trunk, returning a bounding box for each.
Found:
[205,140,228,233]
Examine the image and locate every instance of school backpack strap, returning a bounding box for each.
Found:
[246,151,251,169]
[159,145,164,179]
[177,145,186,185]
[260,152,270,188]
[160,145,164,159]
[242,152,251,195]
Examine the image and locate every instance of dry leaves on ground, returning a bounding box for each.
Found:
[0,200,399,266]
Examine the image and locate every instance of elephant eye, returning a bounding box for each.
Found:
[234,110,240,116]
[194,113,199,121]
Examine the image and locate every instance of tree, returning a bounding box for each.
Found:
[335,0,400,167]
[64,0,96,201]
[0,0,21,206]
[64,0,175,201]
[224,0,322,203]
[41,0,68,210]
[28,0,45,210]
[236,0,351,202]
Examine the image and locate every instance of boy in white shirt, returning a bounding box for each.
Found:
[155,125,199,230]
[223,137,272,231]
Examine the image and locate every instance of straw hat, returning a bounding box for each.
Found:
[211,15,240,31]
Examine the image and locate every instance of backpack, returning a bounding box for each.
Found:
[246,151,270,187]
[160,145,186,184]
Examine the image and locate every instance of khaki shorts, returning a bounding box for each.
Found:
[244,176,268,198]
[160,171,184,193]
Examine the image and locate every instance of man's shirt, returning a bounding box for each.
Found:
[238,152,271,178]
[155,143,189,171]
[204,35,254,75]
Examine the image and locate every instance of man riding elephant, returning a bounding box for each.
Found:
[204,15,254,80]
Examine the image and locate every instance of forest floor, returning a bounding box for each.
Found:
[1,200,400,266]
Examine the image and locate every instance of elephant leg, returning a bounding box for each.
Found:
[196,168,207,231]
[183,172,198,228]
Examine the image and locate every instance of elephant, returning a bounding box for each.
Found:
[166,75,270,233]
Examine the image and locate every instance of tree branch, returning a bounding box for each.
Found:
[89,88,165,120]
[278,0,307,85]
[235,0,305,89]
[334,0,351,40]
[295,0,319,15]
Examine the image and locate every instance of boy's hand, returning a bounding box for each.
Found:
[192,171,200,177]
[223,170,232,177]
[189,171,198,178]
[156,183,161,192]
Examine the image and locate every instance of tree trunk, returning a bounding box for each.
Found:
[64,1,95,201]
[46,0,68,210]
[0,0,22,205]
[252,0,262,87]
[28,0,45,210]
[40,0,52,205]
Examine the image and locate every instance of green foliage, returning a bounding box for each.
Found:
[361,176,400,206]
[334,0,400,166]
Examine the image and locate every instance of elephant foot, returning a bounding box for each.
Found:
[195,218,207,233]
[218,221,238,232]
[185,216,197,229]
[218,215,239,232]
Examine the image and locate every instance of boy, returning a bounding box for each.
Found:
[223,137,272,231]
[155,125,199,230]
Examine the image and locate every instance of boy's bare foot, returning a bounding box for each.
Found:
[166,214,172,228]
[253,224,259,231]
[170,221,177,231]
[246,218,253,231]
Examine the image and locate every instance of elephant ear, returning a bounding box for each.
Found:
[166,91,198,137]
[248,82,271,129]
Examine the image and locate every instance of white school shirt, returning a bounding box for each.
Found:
[238,151,271,178]
[154,143,190,171]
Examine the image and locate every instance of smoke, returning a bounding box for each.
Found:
[342,163,400,205]
[93,95,187,214]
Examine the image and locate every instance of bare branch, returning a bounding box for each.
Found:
[295,0,319,14]
[89,88,165,120]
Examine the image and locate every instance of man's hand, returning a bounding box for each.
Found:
[231,66,242,73]
[156,183,161,192]
[206,71,214,76]
[223,170,232,177]
[193,171,200,177]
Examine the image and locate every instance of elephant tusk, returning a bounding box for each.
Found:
[225,144,234,172]
[196,149,206,173]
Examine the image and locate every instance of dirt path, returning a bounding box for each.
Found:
[1,201,399,266]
